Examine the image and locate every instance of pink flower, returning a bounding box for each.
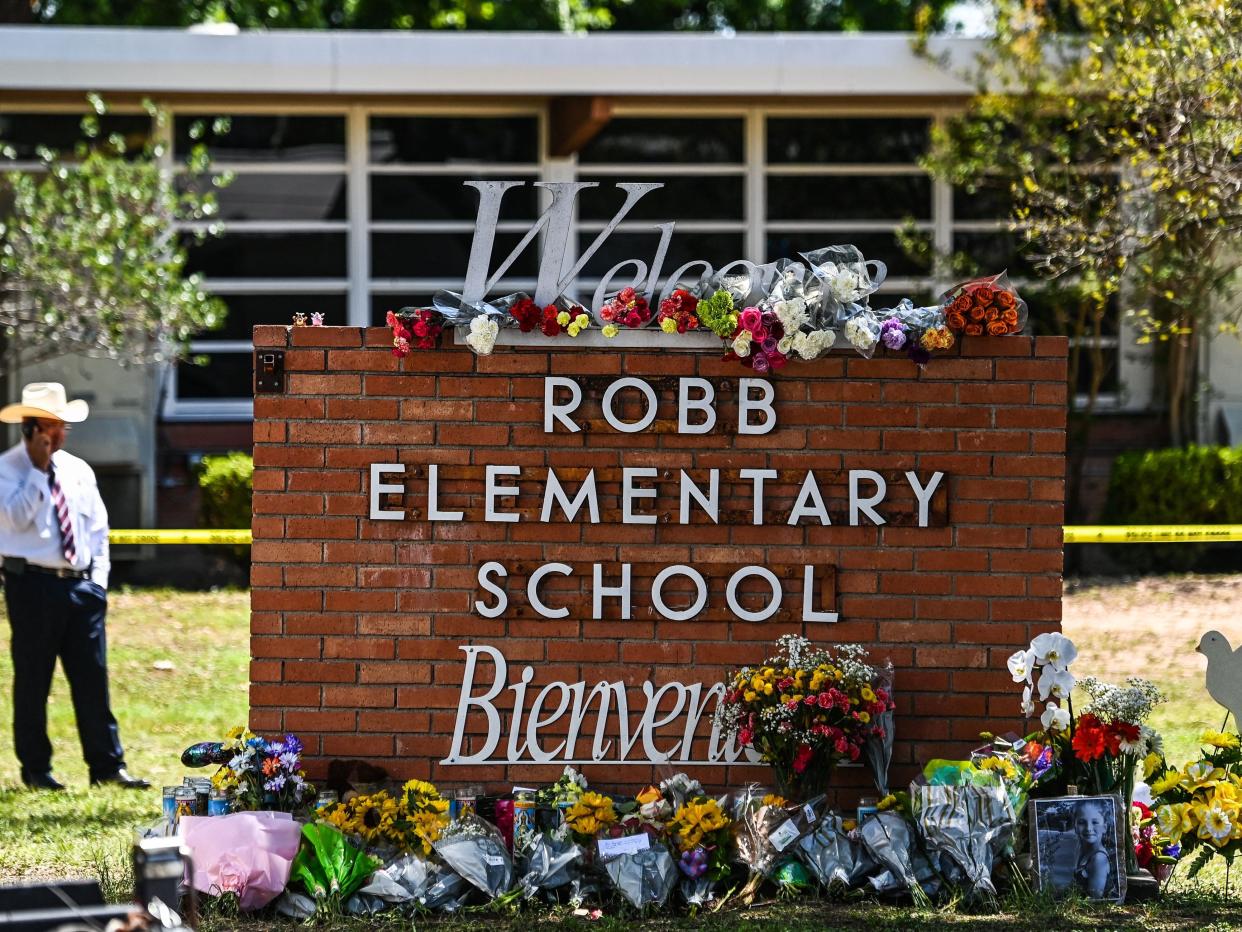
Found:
[739,727,753,745]
[834,737,848,754]
[848,743,861,762]
[739,306,762,332]
[793,744,814,774]
[600,306,616,321]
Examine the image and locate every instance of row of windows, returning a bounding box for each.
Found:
[5,109,1073,411]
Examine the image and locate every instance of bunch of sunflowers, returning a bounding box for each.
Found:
[319,779,450,856]
[564,791,618,841]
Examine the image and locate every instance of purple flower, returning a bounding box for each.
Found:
[264,774,287,793]
[279,751,300,771]
[679,847,708,879]
[761,337,778,354]
[1163,843,1181,859]
[266,740,285,756]
[751,352,770,374]
[282,734,303,756]
[880,319,907,350]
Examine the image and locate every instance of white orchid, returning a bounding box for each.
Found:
[1037,666,1076,702]
[1007,648,1035,683]
[1041,701,1071,733]
[1021,684,1036,717]
[1030,632,1077,670]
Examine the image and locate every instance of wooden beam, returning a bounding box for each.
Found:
[548,95,613,158]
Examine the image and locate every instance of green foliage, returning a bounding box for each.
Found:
[919,0,1242,446]
[1103,446,1242,571]
[198,452,254,532]
[0,100,228,372]
[33,0,954,31]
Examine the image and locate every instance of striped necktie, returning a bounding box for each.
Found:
[47,465,78,564]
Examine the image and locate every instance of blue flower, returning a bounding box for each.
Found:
[282,734,304,756]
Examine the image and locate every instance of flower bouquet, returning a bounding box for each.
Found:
[433,813,514,900]
[210,727,312,813]
[319,779,450,857]
[714,635,895,800]
[385,308,443,358]
[668,795,733,906]
[940,271,1027,337]
[1148,730,1242,882]
[598,286,652,329]
[657,288,700,335]
[724,305,788,374]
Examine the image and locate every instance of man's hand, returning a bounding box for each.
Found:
[25,426,52,472]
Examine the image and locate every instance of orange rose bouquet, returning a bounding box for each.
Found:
[940,271,1027,337]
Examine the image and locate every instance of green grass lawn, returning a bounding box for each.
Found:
[0,577,1240,927]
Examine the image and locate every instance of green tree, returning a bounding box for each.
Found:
[920,0,1242,449]
[0,99,228,372]
[27,0,952,31]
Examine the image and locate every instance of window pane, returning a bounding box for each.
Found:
[370,174,539,221]
[202,293,347,340]
[369,116,538,164]
[578,175,743,222]
[0,113,151,160]
[578,118,743,164]
[767,117,930,164]
[767,175,932,221]
[180,173,346,221]
[766,230,929,277]
[952,231,1040,277]
[1075,350,1120,396]
[370,293,436,326]
[184,232,347,278]
[371,232,538,278]
[953,185,1013,221]
[177,353,253,399]
[1024,289,1120,338]
[577,231,745,280]
[174,115,345,162]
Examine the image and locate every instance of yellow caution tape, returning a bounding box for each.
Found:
[109,529,252,545]
[1063,525,1242,544]
[110,527,1240,546]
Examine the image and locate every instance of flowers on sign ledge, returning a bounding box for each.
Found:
[657,288,700,334]
[599,286,651,329]
[386,309,442,357]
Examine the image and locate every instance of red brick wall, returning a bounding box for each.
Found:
[250,325,1067,798]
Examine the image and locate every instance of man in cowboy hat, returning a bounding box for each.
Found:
[0,382,148,790]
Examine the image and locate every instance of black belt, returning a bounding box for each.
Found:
[2,557,91,580]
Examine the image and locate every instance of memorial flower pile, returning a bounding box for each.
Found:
[209,726,312,813]
[725,305,788,374]
[714,635,894,800]
[564,790,618,841]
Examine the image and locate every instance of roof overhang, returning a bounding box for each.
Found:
[0,27,980,100]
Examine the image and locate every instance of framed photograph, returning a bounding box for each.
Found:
[1028,795,1127,903]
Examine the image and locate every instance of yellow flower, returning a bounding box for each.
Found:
[567,323,581,337]
[761,794,787,808]
[877,794,898,811]
[636,785,662,806]
[1156,803,1194,844]
[671,798,731,852]
[1201,730,1241,750]
[1151,769,1183,796]
[858,711,871,724]
[743,690,757,702]
[556,311,570,327]
[861,686,876,703]
[1180,761,1226,793]
[1142,753,1164,780]
[660,317,677,334]
[565,791,616,837]
[841,819,857,832]
[1195,802,1238,847]
[603,324,619,338]
[574,313,590,329]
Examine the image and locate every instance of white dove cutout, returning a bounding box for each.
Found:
[1197,630,1242,730]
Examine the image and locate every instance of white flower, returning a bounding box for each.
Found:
[465,314,499,355]
[828,268,862,302]
[1030,632,1077,670]
[791,329,835,361]
[1007,649,1035,683]
[1041,701,1070,733]
[732,330,753,358]
[1021,684,1035,717]
[844,317,877,351]
[777,335,793,354]
[774,298,808,333]
[1037,666,1075,701]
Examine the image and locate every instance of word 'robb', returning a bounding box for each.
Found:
[366,376,946,625]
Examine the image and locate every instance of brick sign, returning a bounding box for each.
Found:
[250,328,1066,794]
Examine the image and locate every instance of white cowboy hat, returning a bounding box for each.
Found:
[0,382,90,423]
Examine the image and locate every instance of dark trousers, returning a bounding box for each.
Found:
[4,571,125,778]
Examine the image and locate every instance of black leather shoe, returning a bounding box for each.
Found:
[90,768,151,790]
[21,771,66,791]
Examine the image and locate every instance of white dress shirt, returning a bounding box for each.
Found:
[0,442,110,588]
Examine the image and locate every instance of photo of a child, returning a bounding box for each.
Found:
[1029,795,1126,903]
